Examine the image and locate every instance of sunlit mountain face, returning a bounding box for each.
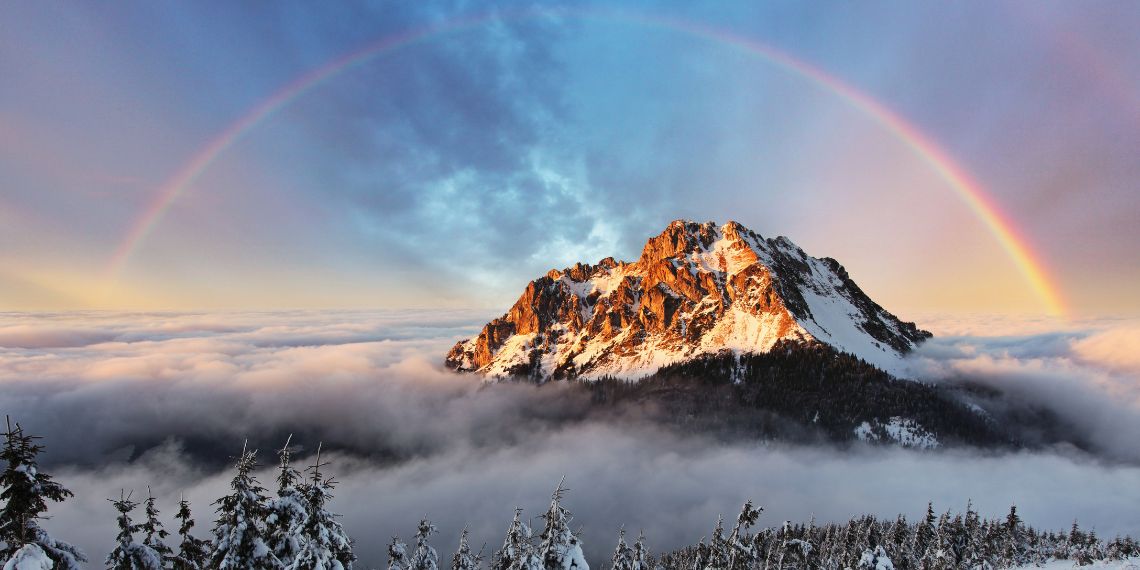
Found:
[1,3,1138,570]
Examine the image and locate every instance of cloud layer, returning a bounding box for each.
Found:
[0,311,1137,567]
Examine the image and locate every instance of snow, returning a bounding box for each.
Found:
[1014,559,1140,570]
[792,257,911,378]
[4,545,53,570]
[854,417,940,449]
[468,221,925,382]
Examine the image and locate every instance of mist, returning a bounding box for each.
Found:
[2,310,1139,567]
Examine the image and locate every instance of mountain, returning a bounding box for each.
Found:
[446,220,931,380]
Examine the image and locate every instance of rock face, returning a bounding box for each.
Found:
[446,220,931,380]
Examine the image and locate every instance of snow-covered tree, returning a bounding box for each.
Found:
[106,491,164,570]
[0,419,86,570]
[704,517,728,570]
[139,489,172,565]
[630,531,650,570]
[410,519,439,570]
[209,442,279,570]
[912,503,936,569]
[389,537,411,570]
[171,494,210,570]
[726,501,761,569]
[287,445,355,570]
[858,545,894,570]
[611,528,635,570]
[494,509,540,570]
[267,437,305,568]
[537,482,587,570]
[3,544,54,570]
[1000,505,1027,568]
[451,527,482,570]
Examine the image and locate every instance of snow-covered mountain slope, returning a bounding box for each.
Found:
[446,220,931,380]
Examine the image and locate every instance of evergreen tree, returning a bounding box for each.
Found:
[140,488,173,565]
[631,531,650,570]
[106,491,164,570]
[451,527,482,570]
[537,482,587,570]
[389,537,411,570]
[0,419,86,570]
[286,444,355,570]
[410,519,439,570]
[493,509,540,570]
[267,436,305,568]
[209,442,279,570]
[171,494,210,570]
[912,503,937,569]
[611,528,635,570]
[703,517,728,570]
[726,501,761,569]
[1000,505,1027,568]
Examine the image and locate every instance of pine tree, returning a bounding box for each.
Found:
[537,482,587,570]
[140,488,173,565]
[286,444,355,570]
[106,491,164,570]
[704,516,729,570]
[726,501,761,569]
[171,494,210,570]
[410,519,439,570]
[0,418,86,570]
[451,527,482,570]
[389,537,411,570]
[1001,505,1027,568]
[912,503,936,569]
[493,509,540,570]
[267,436,305,568]
[209,442,279,570]
[611,528,635,570]
[631,531,650,570]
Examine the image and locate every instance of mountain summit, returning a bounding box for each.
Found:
[447,220,930,380]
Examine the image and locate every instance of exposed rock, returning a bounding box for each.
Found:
[446,220,931,380]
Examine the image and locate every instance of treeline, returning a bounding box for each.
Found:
[582,341,1010,448]
[2,420,1136,570]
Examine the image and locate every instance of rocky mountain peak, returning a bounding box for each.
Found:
[447,220,931,380]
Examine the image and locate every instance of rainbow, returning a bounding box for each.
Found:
[104,7,1067,316]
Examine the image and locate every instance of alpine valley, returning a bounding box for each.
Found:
[447,220,1064,450]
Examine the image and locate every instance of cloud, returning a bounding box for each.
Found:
[2,311,1139,567]
[904,315,1140,462]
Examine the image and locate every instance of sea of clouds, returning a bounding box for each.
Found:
[1,310,1138,567]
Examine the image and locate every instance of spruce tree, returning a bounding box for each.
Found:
[410,519,440,570]
[912,503,936,569]
[287,444,355,570]
[106,491,164,570]
[630,530,650,570]
[171,494,210,570]
[611,528,635,570]
[389,537,410,570]
[1001,505,1027,568]
[451,527,482,570]
[704,517,728,570]
[0,419,86,570]
[267,436,305,568]
[537,481,588,570]
[726,501,761,569]
[209,442,279,570]
[140,488,173,565]
[493,509,540,570]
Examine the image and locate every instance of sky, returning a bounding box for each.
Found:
[1,1,1138,317]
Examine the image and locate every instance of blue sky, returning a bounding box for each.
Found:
[1,1,1137,314]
